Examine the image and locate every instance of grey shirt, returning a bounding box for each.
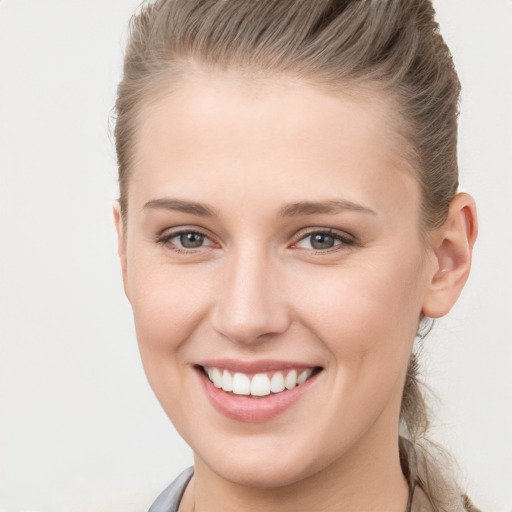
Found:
[148,466,194,512]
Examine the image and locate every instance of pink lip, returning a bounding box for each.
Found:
[195,364,321,423]
[197,358,315,374]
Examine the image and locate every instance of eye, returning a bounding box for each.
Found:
[175,231,207,249]
[293,230,353,251]
[157,229,216,251]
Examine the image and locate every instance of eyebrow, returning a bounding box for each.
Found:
[143,197,376,218]
[143,198,217,217]
[278,200,377,217]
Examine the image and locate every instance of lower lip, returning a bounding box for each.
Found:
[196,367,320,423]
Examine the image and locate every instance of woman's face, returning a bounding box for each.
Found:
[117,73,436,487]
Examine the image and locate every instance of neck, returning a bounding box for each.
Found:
[189,434,409,512]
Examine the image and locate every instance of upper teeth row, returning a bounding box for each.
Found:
[205,367,314,396]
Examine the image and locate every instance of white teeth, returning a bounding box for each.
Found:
[221,370,233,392]
[212,368,222,388]
[205,366,315,396]
[270,372,285,393]
[297,368,313,384]
[232,372,251,395]
[251,373,271,396]
[284,369,297,390]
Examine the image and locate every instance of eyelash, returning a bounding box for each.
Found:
[156,228,356,254]
[156,228,216,254]
[291,228,355,254]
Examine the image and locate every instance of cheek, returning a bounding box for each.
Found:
[127,252,212,357]
[126,256,215,427]
[294,252,426,363]
[294,255,426,432]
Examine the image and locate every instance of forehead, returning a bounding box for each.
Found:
[129,72,419,219]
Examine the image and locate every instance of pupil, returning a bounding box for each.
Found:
[311,233,334,250]
[180,232,204,248]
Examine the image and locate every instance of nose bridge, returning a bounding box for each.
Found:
[212,243,289,344]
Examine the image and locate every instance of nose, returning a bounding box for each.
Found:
[211,248,291,345]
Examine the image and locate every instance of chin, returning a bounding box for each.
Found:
[207,454,315,489]
[191,431,333,489]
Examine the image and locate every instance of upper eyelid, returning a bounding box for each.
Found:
[156,226,218,247]
[158,225,214,239]
[292,227,355,242]
[288,229,357,254]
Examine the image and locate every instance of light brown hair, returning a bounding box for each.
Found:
[114,1,473,510]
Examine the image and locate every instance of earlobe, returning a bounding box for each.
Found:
[113,202,130,300]
[422,193,478,318]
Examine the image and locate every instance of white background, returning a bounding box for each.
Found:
[0,1,510,511]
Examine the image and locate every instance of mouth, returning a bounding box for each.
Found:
[194,361,323,422]
[199,365,321,397]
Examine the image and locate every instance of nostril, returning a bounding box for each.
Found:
[211,310,292,345]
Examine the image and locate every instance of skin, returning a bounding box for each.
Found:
[114,72,477,512]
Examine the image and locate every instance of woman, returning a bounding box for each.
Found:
[113,1,479,510]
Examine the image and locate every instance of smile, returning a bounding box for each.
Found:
[196,362,323,422]
[203,366,315,397]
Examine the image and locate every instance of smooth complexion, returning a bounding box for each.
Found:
[115,72,476,512]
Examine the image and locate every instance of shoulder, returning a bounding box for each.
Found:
[148,467,194,512]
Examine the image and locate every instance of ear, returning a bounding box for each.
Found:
[422,193,478,318]
[113,202,130,300]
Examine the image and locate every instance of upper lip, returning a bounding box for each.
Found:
[196,358,320,374]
